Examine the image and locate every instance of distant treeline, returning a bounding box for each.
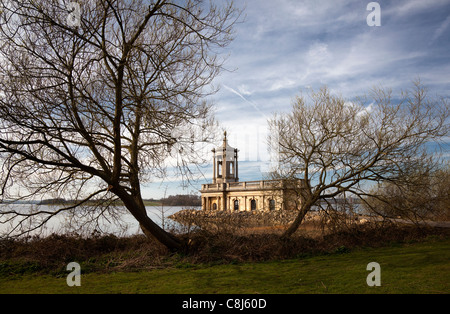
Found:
[160,194,201,206]
[38,198,72,205]
[36,195,201,207]
[22,196,356,207]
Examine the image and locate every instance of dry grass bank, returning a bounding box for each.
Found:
[1,215,448,276]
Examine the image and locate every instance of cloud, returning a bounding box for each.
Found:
[237,84,252,96]
[222,1,444,101]
[268,78,296,92]
[385,0,450,18]
[222,84,269,119]
[431,15,450,43]
[307,42,330,65]
[197,0,450,197]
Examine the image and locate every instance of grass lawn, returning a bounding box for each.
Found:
[0,239,449,294]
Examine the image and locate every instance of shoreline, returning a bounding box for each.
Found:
[169,208,450,235]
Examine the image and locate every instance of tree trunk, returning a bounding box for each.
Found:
[138,216,182,252]
[113,186,183,251]
[282,201,313,238]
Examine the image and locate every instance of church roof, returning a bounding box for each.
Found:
[214,131,237,160]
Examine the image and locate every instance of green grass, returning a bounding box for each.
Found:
[1,240,449,294]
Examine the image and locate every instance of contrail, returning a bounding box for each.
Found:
[223,84,269,119]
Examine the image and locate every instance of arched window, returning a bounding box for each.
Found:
[217,161,222,177]
[213,203,217,210]
[250,199,256,211]
[234,199,239,211]
[269,199,275,211]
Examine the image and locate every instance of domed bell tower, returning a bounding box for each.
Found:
[212,131,239,184]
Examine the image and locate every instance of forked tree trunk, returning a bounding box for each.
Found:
[138,217,182,251]
[114,186,183,251]
[282,201,313,238]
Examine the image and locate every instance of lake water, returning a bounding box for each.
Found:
[0,202,368,238]
[0,204,198,238]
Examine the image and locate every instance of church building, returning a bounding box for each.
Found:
[200,132,305,212]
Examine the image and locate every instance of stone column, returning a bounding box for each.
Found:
[234,148,239,181]
[222,193,226,211]
[212,148,216,183]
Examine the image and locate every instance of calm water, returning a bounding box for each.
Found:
[0,204,198,238]
[0,202,367,238]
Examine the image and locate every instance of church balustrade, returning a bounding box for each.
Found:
[201,180,287,192]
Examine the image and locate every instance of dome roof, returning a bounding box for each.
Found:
[215,131,237,161]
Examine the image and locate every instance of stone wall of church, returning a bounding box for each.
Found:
[202,189,286,212]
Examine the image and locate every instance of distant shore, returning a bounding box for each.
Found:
[0,195,201,207]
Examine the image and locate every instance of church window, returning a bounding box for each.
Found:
[251,199,256,211]
[269,199,275,211]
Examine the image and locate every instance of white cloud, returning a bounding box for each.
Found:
[237,84,252,96]
[307,42,330,65]
[431,15,450,43]
[200,0,450,197]
[287,0,357,27]
[385,0,450,18]
[268,78,296,92]
[222,84,269,119]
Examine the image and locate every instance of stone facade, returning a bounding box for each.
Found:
[200,132,304,212]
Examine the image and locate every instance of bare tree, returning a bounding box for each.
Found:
[364,162,450,222]
[268,82,449,237]
[0,0,240,250]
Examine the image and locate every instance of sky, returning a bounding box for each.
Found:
[142,0,450,199]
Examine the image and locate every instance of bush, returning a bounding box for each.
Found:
[363,165,450,222]
[1,224,448,275]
